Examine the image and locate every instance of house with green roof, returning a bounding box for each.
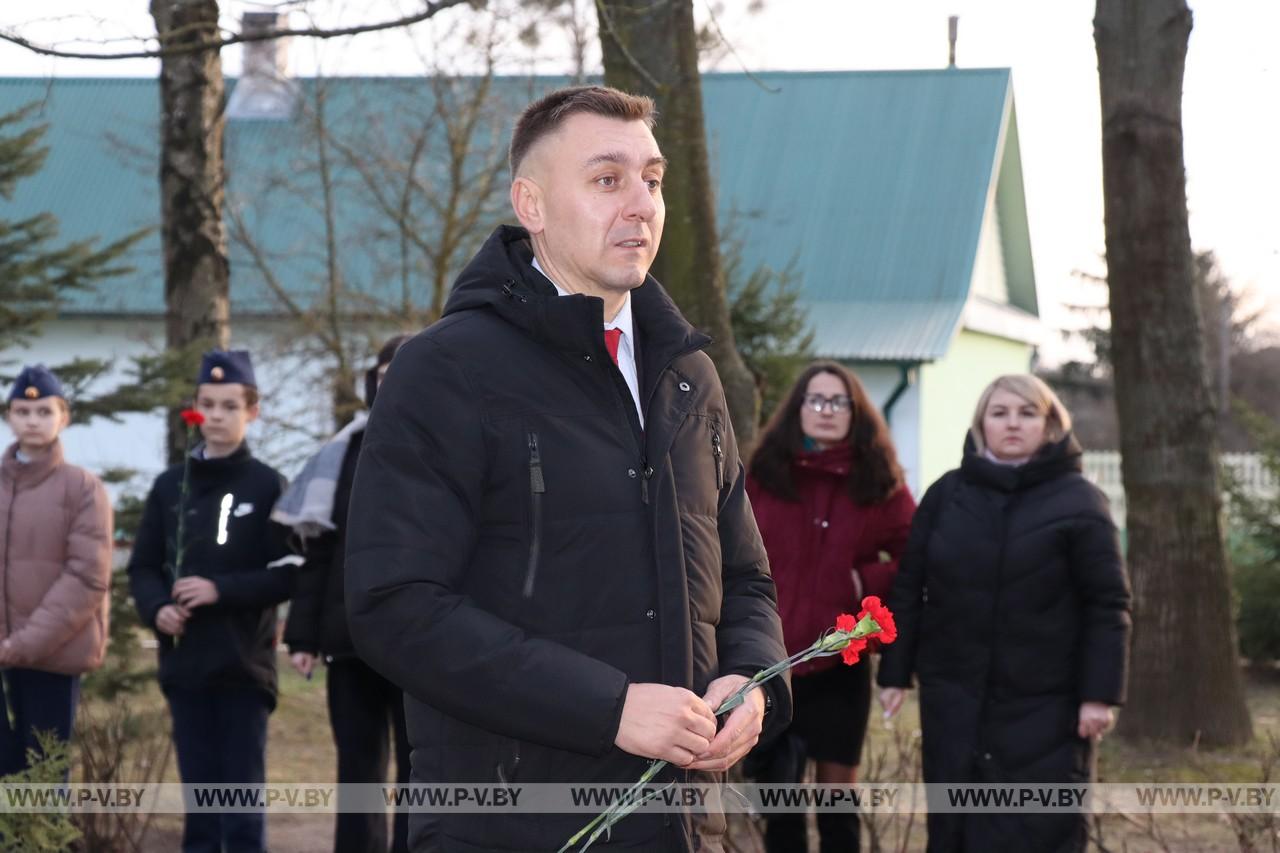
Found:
[0,65,1039,491]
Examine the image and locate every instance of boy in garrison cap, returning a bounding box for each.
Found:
[127,350,298,853]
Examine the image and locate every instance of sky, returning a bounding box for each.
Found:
[2,0,1277,361]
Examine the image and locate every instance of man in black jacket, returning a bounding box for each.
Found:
[345,86,792,852]
[128,350,295,853]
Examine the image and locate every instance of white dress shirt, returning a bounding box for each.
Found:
[532,257,644,427]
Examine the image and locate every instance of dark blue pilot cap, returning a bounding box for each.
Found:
[8,364,65,402]
[197,349,257,388]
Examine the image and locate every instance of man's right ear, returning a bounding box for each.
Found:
[510,177,544,234]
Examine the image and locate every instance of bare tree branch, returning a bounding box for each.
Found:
[700,0,779,93]
[0,0,477,61]
[593,0,660,90]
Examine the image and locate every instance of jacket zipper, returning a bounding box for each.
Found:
[523,432,546,598]
[978,492,1014,760]
[711,426,725,491]
[2,483,14,638]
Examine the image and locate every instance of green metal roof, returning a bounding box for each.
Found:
[0,69,1032,360]
[702,69,1028,360]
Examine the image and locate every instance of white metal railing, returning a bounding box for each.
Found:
[1082,451,1277,529]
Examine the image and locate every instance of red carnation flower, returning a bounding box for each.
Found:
[835,613,857,634]
[857,596,898,645]
[180,409,205,427]
[841,638,867,666]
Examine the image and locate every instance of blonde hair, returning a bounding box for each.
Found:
[969,374,1072,453]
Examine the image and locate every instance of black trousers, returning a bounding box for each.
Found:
[166,685,271,853]
[0,668,80,777]
[327,656,412,853]
[753,662,870,853]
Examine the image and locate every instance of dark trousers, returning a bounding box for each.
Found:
[753,735,861,853]
[0,668,80,777]
[328,657,412,853]
[166,686,271,853]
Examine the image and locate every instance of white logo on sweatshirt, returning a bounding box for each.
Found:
[217,493,234,545]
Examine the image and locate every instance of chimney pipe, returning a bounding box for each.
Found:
[227,11,298,120]
[948,16,959,68]
[241,11,290,80]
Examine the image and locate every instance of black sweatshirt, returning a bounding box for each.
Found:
[128,443,295,708]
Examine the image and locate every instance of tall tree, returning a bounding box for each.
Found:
[596,0,761,450]
[0,103,168,423]
[151,0,230,464]
[0,104,139,352]
[1094,0,1252,745]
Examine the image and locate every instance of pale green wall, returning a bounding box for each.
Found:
[918,329,1034,492]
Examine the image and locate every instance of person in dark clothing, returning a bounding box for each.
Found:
[128,350,296,853]
[746,361,915,853]
[277,334,413,853]
[877,374,1131,853]
[344,86,791,853]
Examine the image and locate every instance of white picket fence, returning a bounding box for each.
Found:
[1082,451,1276,529]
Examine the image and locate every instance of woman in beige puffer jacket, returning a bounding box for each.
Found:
[0,365,112,775]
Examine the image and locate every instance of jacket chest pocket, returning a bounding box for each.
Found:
[523,430,545,599]
[670,414,725,517]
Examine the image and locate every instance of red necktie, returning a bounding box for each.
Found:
[603,328,623,366]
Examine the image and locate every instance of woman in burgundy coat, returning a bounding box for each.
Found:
[747,361,916,853]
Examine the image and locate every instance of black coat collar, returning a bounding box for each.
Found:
[189,441,253,476]
[443,226,712,384]
[960,432,1083,493]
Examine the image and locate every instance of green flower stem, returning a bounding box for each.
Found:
[560,616,885,852]
[168,422,199,649]
[172,423,197,583]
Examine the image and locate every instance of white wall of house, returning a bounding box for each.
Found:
[971,189,1011,305]
[850,363,923,497]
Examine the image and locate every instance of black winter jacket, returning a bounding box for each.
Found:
[878,434,1131,853]
[345,226,792,853]
[283,430,363,660]
[128,443,294,709]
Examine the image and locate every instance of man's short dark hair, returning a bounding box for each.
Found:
[509,85,657,176]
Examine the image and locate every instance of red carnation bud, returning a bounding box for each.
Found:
[835,613,857,633]
[858,596,898,645]
[180,409,205,427]
[841,638,867,666]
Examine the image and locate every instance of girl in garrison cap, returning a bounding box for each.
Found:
[0,364,113,775]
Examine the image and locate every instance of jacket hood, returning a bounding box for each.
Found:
[960,431,1084,492]
[444,225,710,364]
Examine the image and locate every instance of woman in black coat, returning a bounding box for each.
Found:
[877,374,1131,853]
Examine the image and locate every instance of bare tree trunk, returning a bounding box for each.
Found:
[152,0,230,463]
[596,0,760,452]
[1095,0,1252,746]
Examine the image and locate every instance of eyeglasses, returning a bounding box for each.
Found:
[802,393,852,414]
